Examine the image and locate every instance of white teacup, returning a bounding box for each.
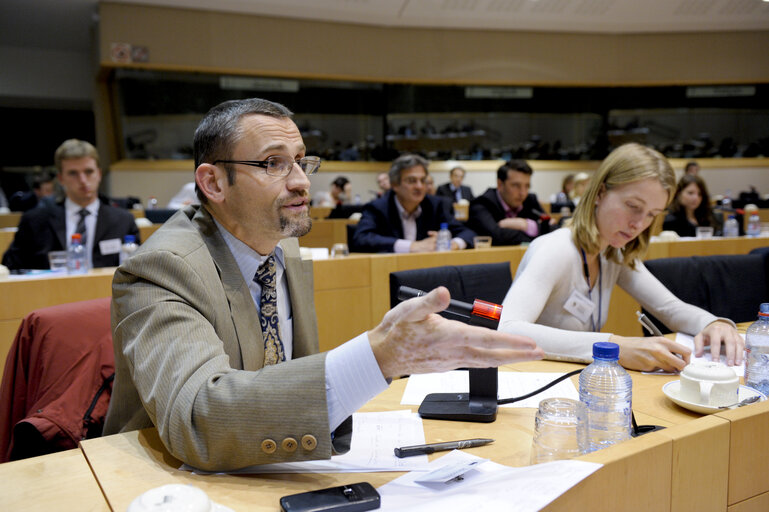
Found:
[679,361,739,407]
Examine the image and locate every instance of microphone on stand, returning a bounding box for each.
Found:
[397,285,502,422]
[531,208,552,236]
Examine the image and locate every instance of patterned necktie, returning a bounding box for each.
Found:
[254,254,285,365]
[76,208,89,246]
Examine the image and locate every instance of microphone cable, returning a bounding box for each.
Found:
[496,368,663,437]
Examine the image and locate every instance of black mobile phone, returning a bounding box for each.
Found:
[279,482,381,512]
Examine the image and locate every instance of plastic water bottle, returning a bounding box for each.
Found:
[67,233,88,274]
[745,303,769,396]
[723,215,739,237]
[556,191,569,204]
[747,213,761,237]
[147,196,158,210]
[119,234,139,265]
[721,190,732,211]
[579,342,633,452]
[436,222,452,251]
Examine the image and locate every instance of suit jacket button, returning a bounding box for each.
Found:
[281,437,298,452]
[261,439,277,454]
[301,434,317,451]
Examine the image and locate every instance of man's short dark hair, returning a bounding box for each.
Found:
[193,98,294,203]
[685,161,699,172]
[497,160,532,182]
[389,154,429,185]
[32,171,55,190]
[332,176,349,189]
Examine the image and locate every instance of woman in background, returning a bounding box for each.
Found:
[498,143,742,372]
[569,172,591,206]
[662,174,721,237]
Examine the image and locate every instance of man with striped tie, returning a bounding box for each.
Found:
[104,98,543,472]
[2,139,139,270]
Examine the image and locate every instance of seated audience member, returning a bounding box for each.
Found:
[313,176,351,207]
[498,143,742,372]
[684,161,700,176]
[436,165,474,202]
[104,98,543,471]
[8,171,56,212]
[2,139,139,270]
[570,172,591,206]
[425,174,437,196]
[467,160,546,246]
[352,154,476,253]
[167,182,199,209]
[663,174,721,237]
[549,173,575,205]
[375,172,390,197]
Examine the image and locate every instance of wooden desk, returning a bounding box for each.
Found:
[79,361,769,512]
[0,448,109,511]
[0,228,15,255]
[0,212,21,229]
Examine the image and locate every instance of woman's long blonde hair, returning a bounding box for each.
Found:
[571,143,676,268]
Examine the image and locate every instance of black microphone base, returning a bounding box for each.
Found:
[418,393,498,423]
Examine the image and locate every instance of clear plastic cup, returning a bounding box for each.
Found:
[330,243,349,257]
[530,397,588,465]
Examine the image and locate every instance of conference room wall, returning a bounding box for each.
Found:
[108,159,769,209]
[98,3,769,85]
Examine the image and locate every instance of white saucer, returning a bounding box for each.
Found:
[662,381,767,415]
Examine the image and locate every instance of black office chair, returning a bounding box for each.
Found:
[642,253,769,334]
[389,262,512,315]
[144,208,178,224]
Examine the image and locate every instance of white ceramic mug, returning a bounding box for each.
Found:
[679,361,739,407]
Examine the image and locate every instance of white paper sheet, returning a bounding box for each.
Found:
[183,410,432,474]
[401,371,579,408]
[675,332,746,377]
[377,450,602,511]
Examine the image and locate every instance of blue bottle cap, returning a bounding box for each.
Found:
[759,303,769,315]
[440,223,448,230]
[124,235,136,243]
[592,341,619,360]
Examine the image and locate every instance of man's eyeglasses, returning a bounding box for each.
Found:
[213,156,321,177]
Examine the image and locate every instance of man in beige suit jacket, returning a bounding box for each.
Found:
[105,98,543,471]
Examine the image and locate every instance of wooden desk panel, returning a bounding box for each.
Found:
[0,229,14,255]
[657,416,731,512]
[0,448,109,511]
[717,400,769,505]
[298,218,354,249]
[0,213,21,229]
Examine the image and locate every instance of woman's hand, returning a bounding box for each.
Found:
[610,335,692,372]
[695,320,744,366]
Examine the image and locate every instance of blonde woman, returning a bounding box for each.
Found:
[498,143,742,372]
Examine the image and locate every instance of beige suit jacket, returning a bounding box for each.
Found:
[104,205,341,471]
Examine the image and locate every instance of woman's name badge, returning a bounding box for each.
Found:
[564,290,595,324]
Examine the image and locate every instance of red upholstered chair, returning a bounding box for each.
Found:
[0,297,114,462]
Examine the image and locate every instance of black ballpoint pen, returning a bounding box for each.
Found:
[394,438,494,458]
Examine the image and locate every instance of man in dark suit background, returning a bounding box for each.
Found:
[436,165,474,202]
[352,154,475,253]
[467,159,546,246]
[8,171,56,212]
[2,139,139,270]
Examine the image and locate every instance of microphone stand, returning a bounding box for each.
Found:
[398,286,501,422]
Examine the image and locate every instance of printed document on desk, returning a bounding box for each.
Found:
[401,371,579,408]
[377,449,602,511]
[183,410,431,474]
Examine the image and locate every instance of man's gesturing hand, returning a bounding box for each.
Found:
[369,286,544,379]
